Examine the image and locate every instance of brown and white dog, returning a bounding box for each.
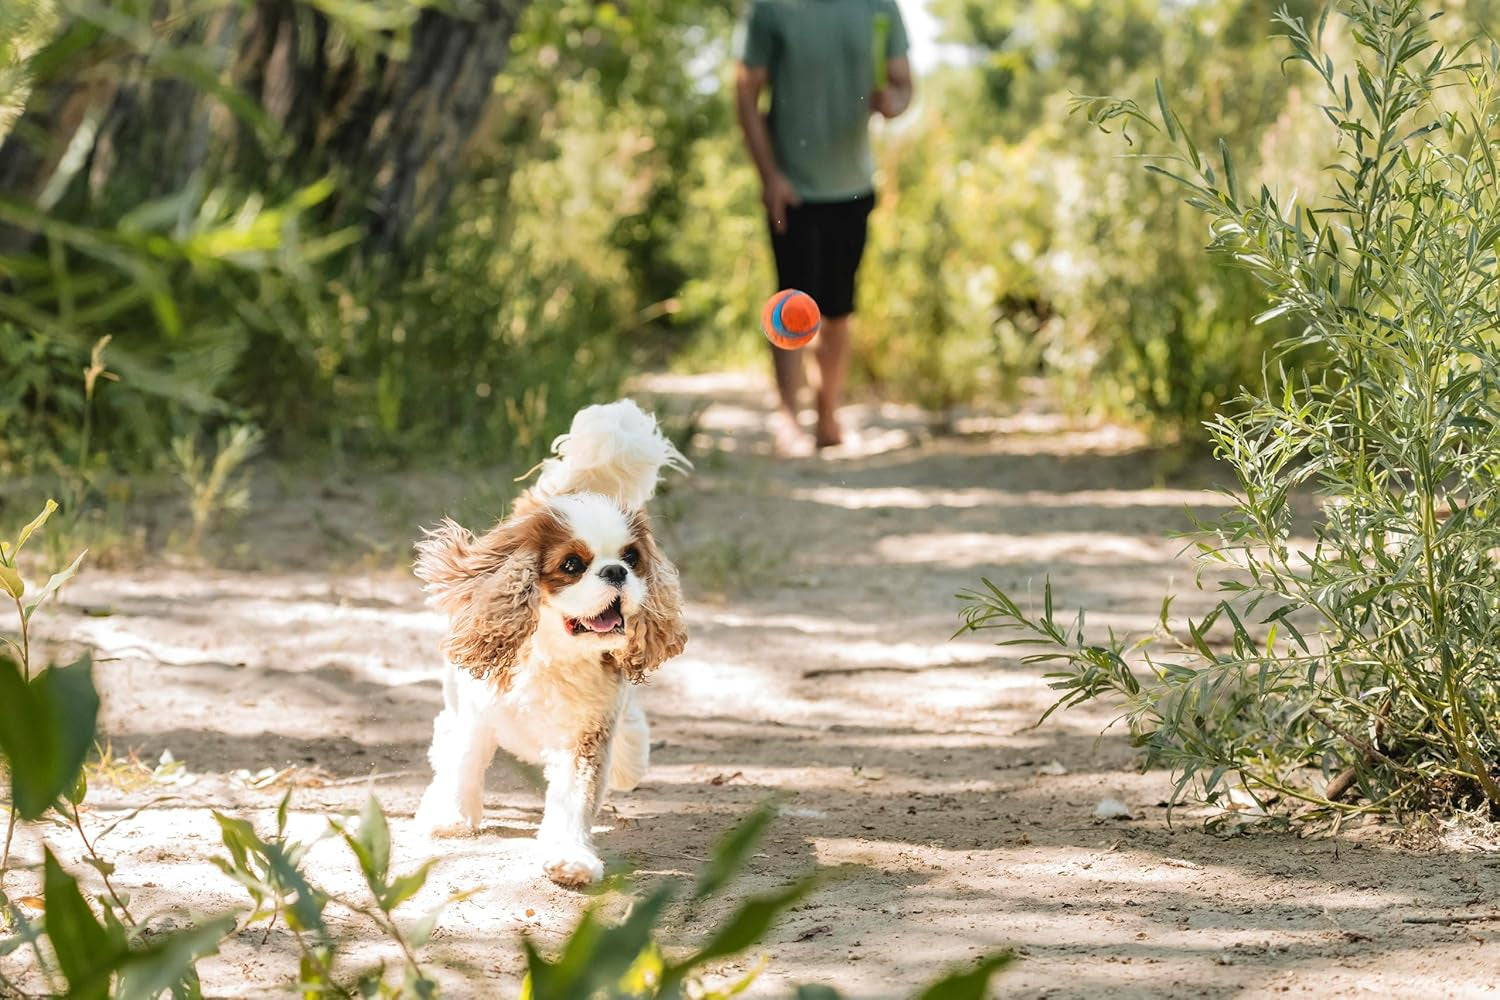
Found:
[412,400,689,886]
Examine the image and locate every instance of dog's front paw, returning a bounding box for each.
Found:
[414,791,479,838]
[541,843,604,887]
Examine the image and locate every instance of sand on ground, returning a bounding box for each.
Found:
[3,372,1498,999]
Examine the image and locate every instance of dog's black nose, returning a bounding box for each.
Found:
[599,564,627,587]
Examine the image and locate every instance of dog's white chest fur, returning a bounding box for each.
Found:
[489,623,630,762]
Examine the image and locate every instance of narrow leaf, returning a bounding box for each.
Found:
[24,550,87,622]
[379,863,434,913]
[677,876,819,970]
[694,802,776,901]
[913,953,1018,1000]
[1155,79,1177,141]
[15,500,58,552]
[1220,138,1240,203]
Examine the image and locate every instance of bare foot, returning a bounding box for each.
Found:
[772,412,814,458]
[815,416,843,450]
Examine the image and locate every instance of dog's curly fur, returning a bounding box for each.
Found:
[609,510,687,682]
[412,401,689,886]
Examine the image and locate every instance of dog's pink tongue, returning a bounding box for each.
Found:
[583,607,622,632]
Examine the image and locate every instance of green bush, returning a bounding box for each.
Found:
[961,0,1500,821]
[667,128,777,374]
[1,0,736,496]
[854,114,1028,414]
[873,2,1325,430]
[1,502,233,998]
[294,0,733,458]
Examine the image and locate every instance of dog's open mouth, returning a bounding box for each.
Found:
[567,598,625,636]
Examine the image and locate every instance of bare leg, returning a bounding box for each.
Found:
[814,314,852,447]
[537,726,613,886]
[415,670,497,836]
[769,343,812,457]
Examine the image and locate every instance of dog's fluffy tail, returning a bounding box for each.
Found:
[535,400,690,511]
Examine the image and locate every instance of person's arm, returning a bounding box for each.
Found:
[734,63,800,233]
[872,55,913,118]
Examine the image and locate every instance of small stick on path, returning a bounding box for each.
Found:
[1401,913,1500,925]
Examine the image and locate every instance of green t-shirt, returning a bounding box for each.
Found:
[734,0,910,202]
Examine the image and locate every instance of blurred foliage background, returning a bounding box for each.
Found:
[5,0,1500,523]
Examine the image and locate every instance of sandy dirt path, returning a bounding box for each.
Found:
[5,372,1499,999]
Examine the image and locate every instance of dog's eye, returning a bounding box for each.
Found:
[621,547,640,568]
[561,555,585,575]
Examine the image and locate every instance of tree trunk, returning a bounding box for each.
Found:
[0,0,526,259]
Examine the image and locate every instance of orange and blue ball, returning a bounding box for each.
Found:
[761,289,822,350]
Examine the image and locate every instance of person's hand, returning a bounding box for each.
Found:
[763,173,801,234]
[870,88,901,118]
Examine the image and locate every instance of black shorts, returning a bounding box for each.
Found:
[768,192,875,320]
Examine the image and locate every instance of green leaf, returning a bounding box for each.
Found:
[23,19,105,84]
[213,810,327,936]
[526,886,677,1000]
[116,914,236,1000]
[380,862,434,913]
[343,795,391,902]
[43,849,120,1000]
[1220,138,1240,204]
[913,953,1017,999]
[794,987,844,1000]
[694,802,776,901]
[403,965,440,1000]
[15,500,58,553]
[672,875,820,975]
[24,550,87,622]
[0,564,21,599]
[1254,303,1294,325]
[1155,78,1177,141]
[212,813,260,882]
[0,654,100,819]
[521,939,549,998]
[408,901,446,949]
[267,839,327,935]
[299,951,331,992]
[359,796,390,885]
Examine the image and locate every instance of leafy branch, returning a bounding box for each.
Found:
[971,1,1500,821]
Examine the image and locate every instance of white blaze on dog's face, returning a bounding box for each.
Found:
[540,493,649,648]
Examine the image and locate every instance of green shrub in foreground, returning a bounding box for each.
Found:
[963,0,1500,822]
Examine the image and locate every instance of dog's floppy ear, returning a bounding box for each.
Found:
[616,510,687,682]
[414,515,543,685]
